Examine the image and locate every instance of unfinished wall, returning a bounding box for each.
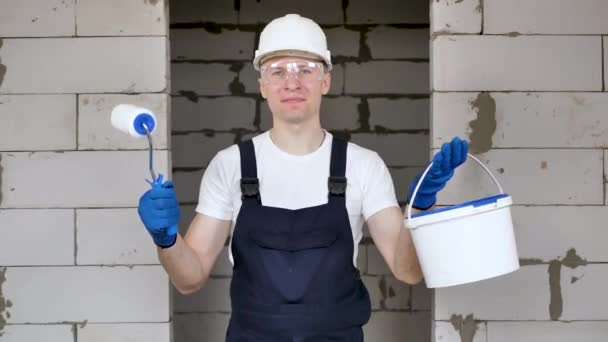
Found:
[431,0,608,341]
[0,1,171,341]
[170,0,431,340]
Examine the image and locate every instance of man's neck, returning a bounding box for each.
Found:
[269,124,326,156]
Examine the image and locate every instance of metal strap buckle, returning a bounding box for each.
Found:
[240,177,260,199]
[328,176,347,196]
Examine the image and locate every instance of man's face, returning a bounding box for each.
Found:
[259,56,331,125]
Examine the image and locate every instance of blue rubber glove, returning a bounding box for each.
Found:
[137,174,180,248]
[407,137,469,210]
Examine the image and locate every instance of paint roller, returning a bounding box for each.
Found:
[110,104,158,182]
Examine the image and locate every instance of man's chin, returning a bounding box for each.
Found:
[279,111,311,124]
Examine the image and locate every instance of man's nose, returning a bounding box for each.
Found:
[283,73,301,89]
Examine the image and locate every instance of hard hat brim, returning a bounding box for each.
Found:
[254,49,332,71]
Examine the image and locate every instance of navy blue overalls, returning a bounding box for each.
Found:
[225,137,371,341]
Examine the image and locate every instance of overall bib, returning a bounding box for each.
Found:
[225,137,371,342]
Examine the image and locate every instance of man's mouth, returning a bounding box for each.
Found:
[281,97,305,103]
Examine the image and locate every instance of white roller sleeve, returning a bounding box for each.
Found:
[110,104,157,138]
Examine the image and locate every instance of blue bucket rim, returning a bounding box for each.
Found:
[410,193,511,219]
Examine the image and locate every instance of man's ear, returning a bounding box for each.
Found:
[259,78,268,99]
[321,72,331,95]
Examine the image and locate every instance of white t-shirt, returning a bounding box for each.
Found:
[195,130,399,267]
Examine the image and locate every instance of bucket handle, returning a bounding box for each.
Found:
[406,153,504,220]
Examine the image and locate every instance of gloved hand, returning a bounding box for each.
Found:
[407,137,469,210]
[137,174,180,248]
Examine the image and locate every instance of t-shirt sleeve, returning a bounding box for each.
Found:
[361,152,400,221]
[195,151,234,221]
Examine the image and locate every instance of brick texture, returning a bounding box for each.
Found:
[76,209,158,265]
[0,38,168,94]
[434,265,549,320]
[3,266,169,323]
[78,323,171,342]
[0,0,75,37]
[484,0,608,34]
[0,325,73,342]
[432,35,602,91]
[76,0,166,36]
[347,0,429,24]
[0,95,76,151]
[431,0,481,34]
[435,149,603,206]
[0,151,170,208]
[78,94,169,150]
[0,209,73,266]
[433,92,608,148]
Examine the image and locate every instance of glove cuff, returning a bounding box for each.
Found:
[152,232,177,249]
[407,193,436,211]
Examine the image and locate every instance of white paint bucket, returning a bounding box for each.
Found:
[404,154,519,288]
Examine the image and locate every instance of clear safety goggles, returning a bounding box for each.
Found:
[260,61,325,86]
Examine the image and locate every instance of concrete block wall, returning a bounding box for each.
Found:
[432,0,608,341]
[0,1,171,341]
[170,0,431,341]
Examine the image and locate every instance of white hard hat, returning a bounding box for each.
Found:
[253,14,332,71]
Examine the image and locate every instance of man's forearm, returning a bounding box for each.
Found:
[393,223,423,284]
[158,235,207,294]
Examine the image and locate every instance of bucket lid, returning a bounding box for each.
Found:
[406,194,512,229]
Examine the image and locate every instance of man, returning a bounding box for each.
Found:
[138,13,468,341]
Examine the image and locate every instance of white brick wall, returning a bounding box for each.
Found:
[432,36,602,91]
[0,0,75,37]
[433,92,608,148]
[431,0,481,34]
[561,265,608,320]
[78,323,171,342]
[435,266,549,320]
[487,321,608,342]
[0,151,170,208]
[484,0,608,34]
[76,209,159,265]
[76,0,167,36]
[78,94,169,150]
[435,321,487,342]
[0,95,76,151]
[0,37,168,93]
[431,2,608,340]
[3,266,169,322]
[0,209,74,265]
[436,149,603,205]
[0,0,171,340]
[513,206,608,261]
[0,325,73,342]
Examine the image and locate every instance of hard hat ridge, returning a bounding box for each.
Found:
[253,14,332,71]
